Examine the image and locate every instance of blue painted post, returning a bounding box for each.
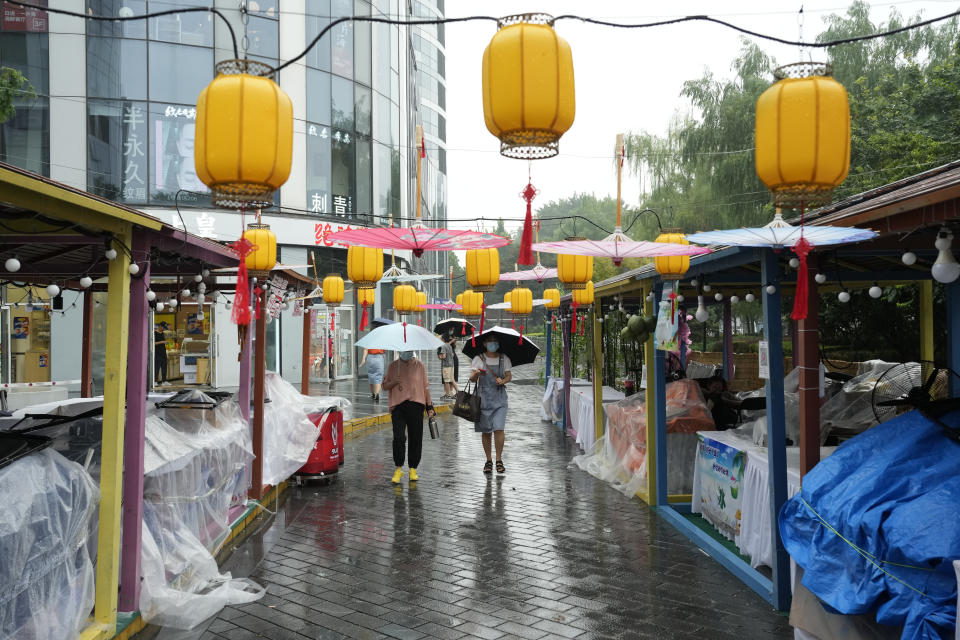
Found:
[948,282,960,398]
[760,249,791,611]
[562,311,572,433]
[653,280,668,506]
[722,299,733,383]
[545,314,552,390]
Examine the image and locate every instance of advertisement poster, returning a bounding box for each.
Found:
[695,434,746,541]
[13,317,28,339]
[186,313,204,335]
[758,340,770,379]
[38,353,47,368]
[151,104,209,203]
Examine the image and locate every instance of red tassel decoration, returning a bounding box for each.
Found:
[511,316,516,330]
[519,324,524,345]
[471,326,476,348]
[791,235,813,321]
[330,312,335,334]
[461,322,466,335]
[417,315,422,326]
[518,180,537,266]
[403,321,407,342]
[228,236,255,326]
[359,301,368,331]
[571,301,579,334]
[552,315,557,332]
[669,291,677,323]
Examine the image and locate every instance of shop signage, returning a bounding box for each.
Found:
[159,208,366,249]
[292,287,305,317]
[695,434,746,541]
[266,274,287,319]
[1,2,47,32]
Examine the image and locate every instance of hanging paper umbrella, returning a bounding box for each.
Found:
[420,302,462,311]
[533,238,710,263]
[498,264,557,282]
[684,212,876,248]
[484,298,553,310]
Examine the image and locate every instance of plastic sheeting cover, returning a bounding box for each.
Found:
[779,409,960,640]
[0,449,99,640]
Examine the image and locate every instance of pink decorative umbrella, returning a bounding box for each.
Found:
[419,302,462,311]
[498,264,557,282]
[532,238,710,263]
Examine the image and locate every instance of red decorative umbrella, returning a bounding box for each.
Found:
[329,126,509,256]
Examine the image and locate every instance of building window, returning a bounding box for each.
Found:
[306,68,331,125]
[87,37,147,100]
[87,99,148,203]
[147,41,212,104]
[331,130,355,217]
[147,0,214,46]
[0,31,49,176]
[331,75,354,131]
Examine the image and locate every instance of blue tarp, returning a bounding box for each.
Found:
[780,409,960,640]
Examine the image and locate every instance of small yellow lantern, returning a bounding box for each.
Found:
[322,273,345,307]
[572,280,594,307]
[357,287,375,308]
[503,291,511,304]
[195,59,294,208]
[466,248,500,293]
[347,246,383,289]
[455,292,463,309]
[460,290,485,318]
[393,284,418,316]
[543,288,561,309]
[242,222,277,276]
[482,13,575,159]
[416,290,427,312]
[755,62,850,208]
[557,242,592,291]
[509,287,533,317]
[654,228,691,278]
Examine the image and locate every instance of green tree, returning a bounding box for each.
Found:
[0,67,35,123]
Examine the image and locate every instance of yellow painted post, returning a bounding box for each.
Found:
[593,307,603,442]
[643,289,656,503]
[920,280,934,362]
[84,228,133,640]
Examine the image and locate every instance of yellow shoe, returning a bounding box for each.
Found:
[408,468,418,482]
[391,467,405,484]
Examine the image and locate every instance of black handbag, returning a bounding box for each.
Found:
[451,382,481,422]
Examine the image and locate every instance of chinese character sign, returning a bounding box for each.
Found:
[121,104,148,203]
[265,275,288,319]
[293,287,305,317]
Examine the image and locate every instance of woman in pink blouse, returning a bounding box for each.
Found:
[382,351,435,484]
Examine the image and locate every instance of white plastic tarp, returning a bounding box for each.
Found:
[0,449,99,640]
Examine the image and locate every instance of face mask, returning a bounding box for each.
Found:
[486,342,499,353]
[399,351,414,361]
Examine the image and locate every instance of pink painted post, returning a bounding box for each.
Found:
[118,236,150,612]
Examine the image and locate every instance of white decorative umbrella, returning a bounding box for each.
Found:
[684,211,877,247]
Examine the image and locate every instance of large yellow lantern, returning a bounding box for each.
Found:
[460,290,484,318]
[543,288,561,309]
[755,62,850,208]
[242,223,277,276]
[322,273,344,307]
[557,244,592,290]
[509,287,533,317]
[654,229,690,278]
[195,60,293,208]
[393,284,418,316]
[572,280,594,307]
[466,248,500,293]
[347,246,383,289]
[482,14,575,159]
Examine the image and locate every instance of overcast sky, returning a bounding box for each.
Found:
[441,0,955,234]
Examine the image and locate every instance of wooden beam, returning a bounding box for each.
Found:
[797,255,821,478]
[920,280,934,362]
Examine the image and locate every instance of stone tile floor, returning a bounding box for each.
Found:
[149,370,793,640]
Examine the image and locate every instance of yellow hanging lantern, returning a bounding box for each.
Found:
[543,288,561,309]
[195,60,293,208]
[455,292,463,309]
[482,13,575,159]
[357,287,375,308]
[242,222,277,276]
[416,290,427,312]
[322,273,344,307]
[509,287,533,317]
[347,246,383,289]
[654,228,691,278]
[503,291,511,304]
[557,243,592,290]
[393,284,418,316]
[460,290,484,318]
[755,62,850,208]
[466,248,500,293]
[572,280,594,307]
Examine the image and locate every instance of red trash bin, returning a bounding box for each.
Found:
[296,408,341,480]
[336,410,344,466]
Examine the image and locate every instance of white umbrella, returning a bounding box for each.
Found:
[685,212,877,247]
[355,322,444,351]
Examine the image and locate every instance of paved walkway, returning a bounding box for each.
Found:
[149,367,792,640]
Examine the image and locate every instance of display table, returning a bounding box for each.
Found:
[540,377,591,423]
[691,430,835,569]
[568,385,625,453]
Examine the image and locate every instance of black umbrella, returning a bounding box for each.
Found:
[433,317,475,338]
[460,326,540,367]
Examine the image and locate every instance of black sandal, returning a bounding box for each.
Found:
[483,460,493,474]
[496,460,505,474]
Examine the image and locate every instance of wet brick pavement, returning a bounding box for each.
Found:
[148,365,793,640]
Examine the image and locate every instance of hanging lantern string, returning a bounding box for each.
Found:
[18,1,960,77]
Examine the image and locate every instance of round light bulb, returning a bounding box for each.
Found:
[168,299,178,309]
[4,257,20,272]
[46,284,60,298]
[901,251,917,266]
[202,269,210,278]
[730,295,739,304]
[714,292,723,301]
[182,288,191,297]
[838,290,851,303]
[695,295,708,322]
[146,289,156,301]
[745,293,756,303]
[931,232,960,283]
[118,6,134,17]
[197,282,207,293]
[690,279,698,287]
[789,257,800,269]
[676,294,685,303]
[766,284,777,295]
[105,248,118,260]
[868,285,883,299]
[193,274,203,283]
[703,284,712,292]
[129,263,140,276]
[815,273,827,284]
[155,302,164,312]
[80,276,93,289]
[197,311,204,320]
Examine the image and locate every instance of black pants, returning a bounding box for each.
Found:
[154,351,167,382]
[452,352,459,382]
[391,400,424,468]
